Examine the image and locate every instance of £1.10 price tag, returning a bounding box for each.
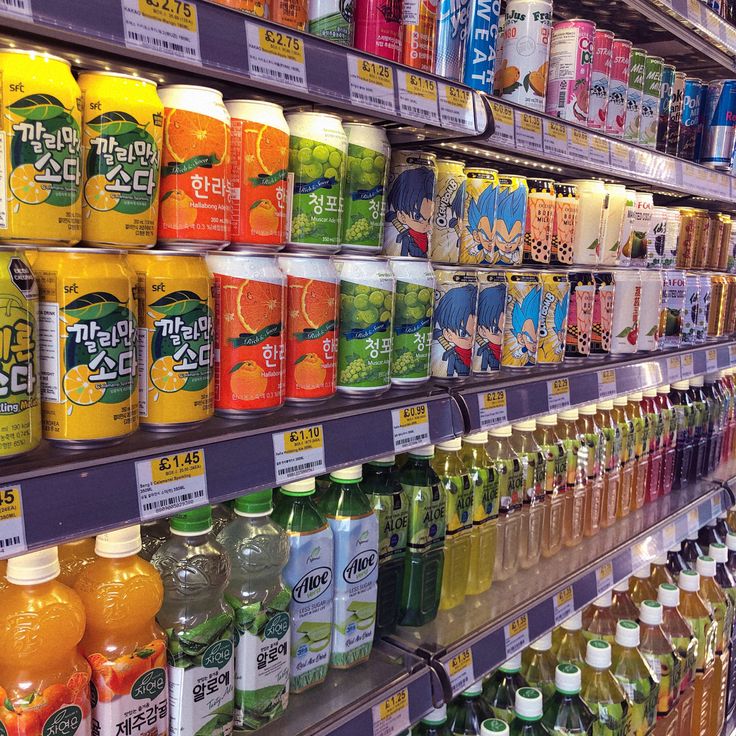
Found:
[122,0,201,63]
[598,369,617,400]
[0,486,27,557]
[372,688,410,736]
[392,404,430,452]
[505,614,530,657]
[478,390,508,429]
[439,83,475,132]
[246,22,307,90]
[554,586,575,624]
[273,424,326,483]
[347,55,396,116]
[595,562,613,595]
[447,649,474,695]
[547,378,571,412]
[399,72,440,126]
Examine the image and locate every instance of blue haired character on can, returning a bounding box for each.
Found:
[502,275,541,367]
[462,183,497,264]
[473,279,506,373]
[493,177,528,266]
[431,281,478,379]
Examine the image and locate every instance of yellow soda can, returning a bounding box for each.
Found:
[536,271,570,365]
[0,49,82,244]
[127,251,214,430]
[0,247,41,458]
[458,167,499,265]
[78,72,164,248]
[34,248,138,445]
[501,271,542,368]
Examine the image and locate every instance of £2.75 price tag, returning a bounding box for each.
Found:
[372,688,410,736]
[273,424,326,483]
[0,486,27,557]
[447,649,474,695]
[554,586,575,624]
[392,403,430,452]
[595,562,613,595]
[505,614,530,657]
[547,378,571,412]
[478,390,508,429]
[347,55,395,116]
[246,22,307,90]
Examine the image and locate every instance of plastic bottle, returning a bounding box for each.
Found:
[695,554,733,654]
[709,542,736,611]
[688,376,708,481]
[398,445,446,626]
[582,593,617,644]
[535,414,566,558]
[553,612,587,669]
[483,655,527,723]
[57,537,97,587]
[272,477,334,693]
[218,492,291,728]
[611,397,634,518]
[649,554,673,589]
[318,466,379,668]
[594,401,620,530]
[610,620,657,736]
[153,506,235,736]
[637,600,678,716]
[557,409,586,548]
[461,432,498,595]
[681,532,704,569]
[625,392,649,512]
[362,456,409,636]
[541,664,595,736]
[656,384,676,497]
[730,509,736,535]
[698,519,722,549]
[433,438,473,610]
[657,582,696,695]
[75,526,168,736]
[610,580,638,621]
[522,632,557,701]
[577,404,603,537]
[140,518,170,561]
[714,512,729,542]
[703,374,724,475]
[418,705,453,736]
[629,566,657,607]
[670,380,694,491]
[641,388,663,504]
[509,687,550,736]
[0,547,92,735]
[677,569,717,672]
[211,502,235,536]
[481,718,511,736]
[580,639,629,736]
[724,531,736,591]
[449,680,492,734]
[667,544,688,579]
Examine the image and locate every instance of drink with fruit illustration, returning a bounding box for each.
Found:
[605,38,632,137]
[588,29,613,130]
[609,269,641,354]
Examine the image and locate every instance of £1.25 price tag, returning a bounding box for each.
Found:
[447,649,474,695]
[246,22,307,90]
[595,562,613,595]
[372,688,410,736]
[505,614,530,657]
[439,83,475,132]
[0,486,27,557]
[681,353,695,379]
[273,425,326,483]
[399,72,440,126]
[554,586,575,625]
[478,390,508,429]
[392,404,430,452]
[547,378,571,412]
[347,55,395,116]
[598,369,617,400]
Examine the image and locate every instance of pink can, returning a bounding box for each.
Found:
[545,19,596,124]
[587,29,613,130]
[605,38,632,136]
[353,0,403,61]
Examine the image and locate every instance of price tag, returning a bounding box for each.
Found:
[663,523,676,550]
[447,649,474,695]
[347,55,395,115]
[121,0,201,63]
[372,688,410,736]
[706,348,718,373]
[569,128,590,160]
[246,22,307,90]
[589,136,611,168]
[0,486,27,557]
[554,586,575,624]
[681,353,694,379]
[712,495,722,517]
[273,424,326,483]
[515,111,543,153]
[595,562,613,595]
[610,142,631,172]
[439,83,475,132]
[136,449,208,520]
[392,404,430,452]
[598,369,617,400]
[547,378,571,412]
[489,100,515,147]
[478,390,508,429]
[687,508,700,535]
[399,72,440,126]
[667,355,682,383]
[0,0,31,18]
[505,614,530,657]
[729,345,736,366]
[543,119,569,159]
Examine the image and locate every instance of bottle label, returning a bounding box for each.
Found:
[618,420,634,464]
[471,466,499,525]
[541,441,566,493]
[495,457,523,511]
[590,700,627,736]
[686,614,717,671]
[601,426,620,472]
[403,483,447,550]
[370,491,409,561]
[443,473,474,535]
[519,450,545,503]
[632,415,646,459]
[617,673,656,736]
[584,431,602,479]
[640,648,675,714]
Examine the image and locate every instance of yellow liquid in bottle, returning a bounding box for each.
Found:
[612,400,633,518]
[595,403,620,529]
[577,407,603,537]
[57,537,97,587]
[535,417,566,559]
[626,395,648,512]
[558,411,585,548]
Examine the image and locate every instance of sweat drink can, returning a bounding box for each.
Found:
[473,270,505,373]
[128,251,214,430]
[335,255,395,395]
[610,268,641,354]
[353,0,402,61]
[665,72,686,155]
[591,270,615,354]
[551,182,578,265]
[587,29,614,130]
[638,270,663,351]
[565,270,595,358]
[430,159,466,263]
[545,19,596,124]
[676,77,704,161]
[0,50,82,245]
[605,38,632,136]
[309,0,355,45]
[657,64,676,153]
[79,72,163,249]
[640,55,664,148]
[463,0,502,92]
[537,271,569,364]
[523,178,555,264]
[402,0,437,71]
[493,175,527,266]
[35,248,137,445]
[699,79,736,170]
[501,271,541,368]
[435,0,471,81]
[658,270,685,348]
[624,48,646,142]
[389,257,434,385]
[207,252,286,415]
[458,167,498,265]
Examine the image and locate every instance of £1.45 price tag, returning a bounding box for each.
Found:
[505,614,530,657]
[598,369,617,400]
[478,390,508,429]
[399,72,440,126]
[273,424,326,483]
[136,449,208,520]
[547,378,571,412]
[246,22,307,90]
[554,586,575,625]
[372,688,410,736]
[347,55,395,116]
[681,353,695,379]
[447,649,474,695]
[392,404,430,452]
[439,83,475,132]
[595,562,613,595]
[0,486,27,557]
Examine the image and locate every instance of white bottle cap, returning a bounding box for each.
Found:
[690,376,704,388]
[597,400,614,411]
[437,437,462,452]
[555,663,582,694]
[530,632,553,651]
[672,380,690,390]
[514,687,544,720]
[652,554,668,565]
[481,719,510,736]
[686,530,699,540]
[613,396,629,407]
[499,653,522,672]
[678,569,700,592]
[281,477,315,493]
[422,705,447,725]
[586,639,612,669]
[615,619,640,647]
[613,579,630,592]
[489,426,512,438]
[559,409,579,420]
[629,391,643,402]
[409,445,435,457]
[709,543,728,563]
[464,431,489,444]
[594,591,613,607]
[726,531,736,552]
[462,680,483,696]
[512,420,536,431]
[639,600,663,625]
[331,465,363,481]
[696,556,716,577]
[6,547,60,585]
[643,388,658,398]
[657,384,671,394]
[634,564,651,579]
[658,582,680,607]
[370,455,396,464]
[537,414,558,426]
[579,404,598,416]
[561,611,583,631]
[95,525,142,558]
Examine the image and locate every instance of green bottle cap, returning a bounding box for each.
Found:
[170,505,212,534]
[234,490,273,514]
[481,718,509,736]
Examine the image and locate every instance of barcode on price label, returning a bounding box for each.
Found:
[273,424,326,482]
[398,72,440,125]
[478,390,508,429]
[372,688,410,736]
[0,486,27,557]
[554,586,575,624]
[505,614,530,657]
[136,449,209,519]
[598,369,617,399]
[246,22,307,90]
[547,378,570,412]
[706,349,718,373]
[681,353,694,379]
[595,562,613,595]
[392,404,430,451]
[439,83,475,132]
[447,649,474,695]
[0,0,31,18]
[347,55,396,115]
[667,355,682,383]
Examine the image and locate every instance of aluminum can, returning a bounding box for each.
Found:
[587,29,614,130]
[431,266,478,379]
[308,0,355,45]
[493,175,527,266]
[647,207,669,269]
[383,150,437,258]
[473,270,506,373]
[656,64,676,153]
[435,0,471,81]
[723,275,736,335]
[676,77,704,161]
[211,0,269,17]
[523,178,555,264]
[271,0,308,29]
[567,179,606,266]
[128,251,214,429]
[501,271,541,368]
[665,72,686,155]
[728,224,736,272]
[537,271,569,364]
[545,19,595,123]
[697,273,711,341]
[551,182,578,265]
[676,208,699,269]
[463,0,502,91]
[693,82,710,163]
[605,38,632,137]
[708,274,727,338]
[658,270,685,349]
[706,212,727,270]
[620,191,652,267]
[719,215,733,271]
[623,48,646,142]
[591,271,615,354]
[565,270,595,358]
[639,55,663,148]
[638,270,663,351]
[682,272,700,344]
[402,0,437,71]
[609,268,641,354]
[662,209,681,269]
[698,79,736,170]
[601,183,627,266]
[691,208,711,269]
[458,167,499,265]
[430,159,467,263]
[354,0,402,61]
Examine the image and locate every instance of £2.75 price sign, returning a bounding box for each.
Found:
[273,424,327,483]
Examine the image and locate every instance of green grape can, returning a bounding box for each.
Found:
[388,257,435,386]
[340,123,390,253]
[335,255,395,396]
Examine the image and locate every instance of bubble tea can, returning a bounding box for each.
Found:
[551,183,578,265]
[591,271,615,354]
[502,271,541,368]
[523,178,555,265]
[493,175,528,266]
[588,29,614,130]
[537,271,570,364]
[624,48,646,143]
[458,167,499,265]
[430,159,467,263]
[605,38,632,136]
[565,270,595,358]
[473,270,506,374]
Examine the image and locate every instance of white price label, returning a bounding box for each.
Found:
[0,486,27,558]
[663,524,676,550]
[598,369,617,400]
[515,111,543,153]
[688,509,699,535]
[439,84,476,132]
[667,355,682,383]
[399,72,440,126]
[121,0,201,64]
[372,688,410,736]
[246,21,307,90]
[392,404,430,452]
[136,449,208,520]
[547,378,571,412]
[489,100,515,147]
[0,0,31,18]
[595,562,613,595]
[589,136,611,168]
[706,349,718,373]
[273,425,326,483]
[543,119,569,159]
[478,390,508,429]
[347,55,395,115]
[610,142,631,172]
[729,345,736,366]
[554,586,575,625]
[712,496,722,517]
[447,649,474,695]
[681,353,694,379]
[569,128,590,160]
[505,614,530,657]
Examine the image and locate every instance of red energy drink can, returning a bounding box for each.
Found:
[605,38,631,136]
[354,0,403,61]
[402,0,437,71]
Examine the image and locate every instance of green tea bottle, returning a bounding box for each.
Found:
[610,579,638,621]
[629,566,657,608]
[483,654,527,723]
[637,600,678,717]
[710,542,736,611]
[649,554,673,589]
[541,664,595,736]
[481,718,511,736]
[695,554,734,654]
[657,582,696,695]
[522,632,557,701]
[582,592,617,644]
[417,705,453,736]
[677,569,717,672]
[449,680,492,734]
[509,687,551,736]
[553,612,587,669]
[580,639,628,736]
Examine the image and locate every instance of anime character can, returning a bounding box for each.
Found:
[638,270,663,351]
[458,167,499,265]
[537,272,570,364]
[501,271,542,368]
[591,271,615,354]
[473,270,506,374]
[658,270,685,349]
[430,159,467,263]
[564,270,595,358]
[609,268,641,354]
[551,182,578,265]
[493,174,528,266]
[523,178,555,264]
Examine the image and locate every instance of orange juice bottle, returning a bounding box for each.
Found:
[74,526,168,736]
[626,392,648,512]
[611,397,634,518]
[57,538,97,587]
[0,547,92,736]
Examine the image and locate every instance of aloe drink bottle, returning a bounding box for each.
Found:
[695,555,733,654]
[594,402,621,530]
[611,397,634,518]
[449,680,492,734]
[583,593,617,644]
[399,445,446,626]
[152,506,235,736]
[711,542,736,611]
[558,409,586,547]
[611,580,638,621]
[657,582,696,694]
[433,438,473,610]
[581,640,629,736]
[217,491,291,730]
[677,569,717,672]
[577,405,603,537]
[542,664,595,736]
[509,687,551,736]
[362,455,408,637]
[483,655,527,723]
[610,620,657,736]
[688,376,708,481]
[461,432,499,595]
[554,612,587,669]
[523,632,557,700]
[418,705,454,736]
[656,385,676,496]
[317,465,379,668]
[535,414,567,558]
[641,389,663,504]
[681,532,704,569]
[630,566,657,607]
[670,380,694,491]
[624,392,648,512]
[482,718,511,736]
[637,599,678,716]
[649,554,673,589]
[272,478,334,692]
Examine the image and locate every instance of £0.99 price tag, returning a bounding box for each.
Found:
[399,72,440,126]
[347,55,396,116]
[554,586,575,625]
[0,486,27,557]
[706,348,718,373]
[595,562,613,595]
[667,355,682,383]
[392,404,430,452]
[681,353,694,379]
[478,390,508,429]
[273,424,327,483]
[372,688,410,736]
[505,614,530,657]
[136,449,208,520]
[439,83,475,132]
[489,101,515,147]
[447,649,474,695]
[0,0,31,18]
[246,22,307,90]
[547,378,571,412]
[598,369,617,400]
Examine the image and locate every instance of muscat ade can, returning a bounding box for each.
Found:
[624,48,646,143]
[639,55,663,148]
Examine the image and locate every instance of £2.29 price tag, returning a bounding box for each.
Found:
[372,688,410,736]
[547,378,571,412]
[399,72,440,126]
[347,55,396,116]
[273,424,326,483]
[392,403,430,452]
[0,486,27,557]
[447,649,474,695]
[505,614,530,657]
[554,586,575,625]
[595,562,613,595]
[478,390,508,429]
[246,22,307,90]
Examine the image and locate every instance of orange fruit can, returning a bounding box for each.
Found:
[226,100,289,249]
[158,85,230,249]
[206,252,286,414]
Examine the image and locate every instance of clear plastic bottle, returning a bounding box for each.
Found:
[657,582,696,695]
[670,380,694,491]
[582,592,617,644]
[611,397,634,518]
[449,680,492,734]
[418,705,453,736]
[688,376,708,482]
[703,375,724,475]
[57,537,97,587]
[594,401,620,530]
[610,580,638,621]
[577,404,603,537]
[509,687,551,736]
[140,518,170,561]
[724,532,736,598]
[553,612,587,669]
[730,510,736,536]
[641,388,663,505]
[680,532,703,569]
[483,654,527,723]
[677,569,717,672]
[153,506,235,736]
[629,566,657,608]
[218,491,291,728]
[667,544,688,579]
[637,600,678,717]
[481,718,511,736]
[648,554,673,589]
[535,414,566,558]
[558,409,586,548]
[625,392,648,513]
[522,632,557,701]
[541,664,595,736]
[211,502,235,536]
[580,639,629,736]
[695,555,733,655]
[656,384,676,497]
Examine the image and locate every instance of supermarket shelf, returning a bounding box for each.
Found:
[387,480,729,700]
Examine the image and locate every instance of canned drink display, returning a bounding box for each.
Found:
[495,14,506,79]
[501,271,541,368]
[207,252,286,415]
[658,270,685,348]
[708,274,727,338]
[286,112,348,251]
[79,72,163,249]
[639,55,663,148]
[682,272,700,344]
[341,123,390,253]
[308,0,355,45]
[334,255,395,394]
[676,208,699,269]
[270,0,308,28]
[0,50,82,245]
[523,178,555,264]
[609,268,641,354]
[624,48,646,142]
[36,248,137,445]
[402,0,437,71]
[591,271,615,354]
[278,254,339,403]
[724,275,736,335]
[620,191,653,267]
[656,64,676,152]
[458,167,499,265]
[128,251,214,429]
[493,175,528,265]
[665,72,686,155]
[430,159,467,263]
[662,209,681,269]
[211,0,269,16]
[699,79,736,170]
[545,19,596,124]
[463,0,502,91]
[587,29,614,130]
[719,215,733,271]
[690,208,711,269]
[605,38,632,137]
[647,207,669,269]
[601,183,627,266]
[567,179,606,266]
[473,270,506,373]
[389,257,434,385]
[706,212,726,269]
[493,0,553,111]
[383,150,438,258]
[697,273,711,341]
[551,182,578,265]
[353,0,402,61]
[638,271,663,351]
[537,272,569,364]
[676,77,704,161]
[435,0,470,81]
[564,270,595,358]
[728,224,736,272]
[431,266,478,379]
[693,83,710,163]
[227,100,290,249]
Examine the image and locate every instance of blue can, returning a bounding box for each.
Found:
[435,0,471,81]
[676,76,703,161]
[462,0,501,92]
[699,79,736,170]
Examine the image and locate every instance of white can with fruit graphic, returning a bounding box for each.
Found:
[609,268,642,354]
